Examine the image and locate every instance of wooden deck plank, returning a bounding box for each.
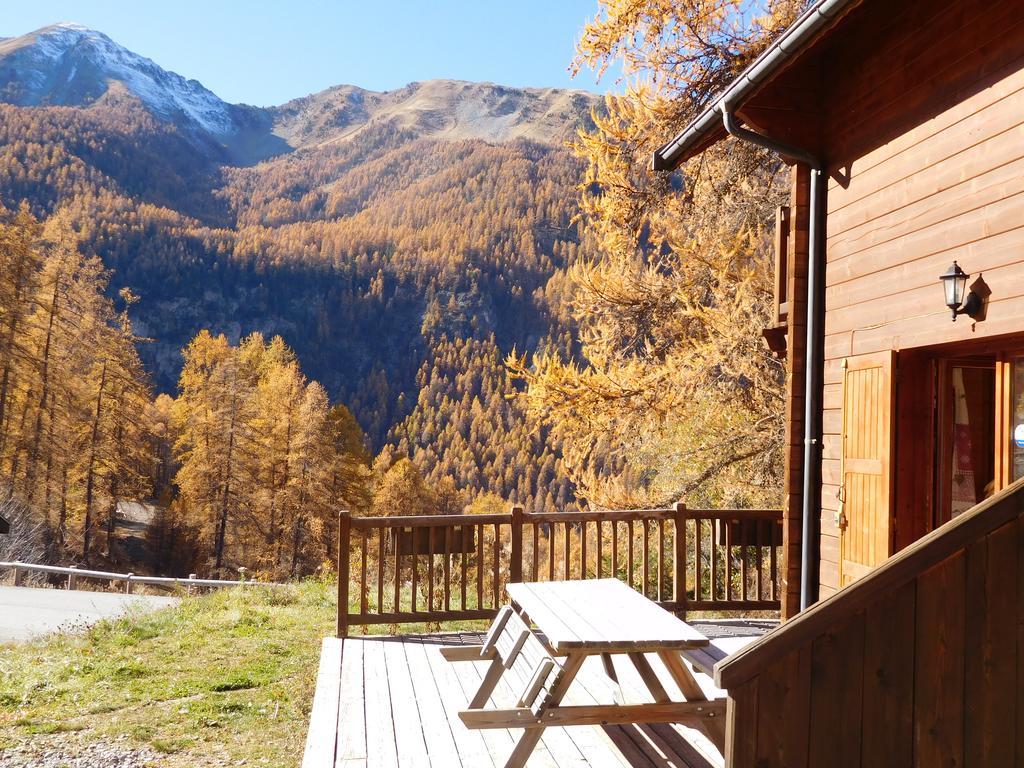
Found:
[421,639,498,768]
[446,643,523,767]
[302,638,342,768]
[380,639,430,768]
[318,634,722,768]
[402,638,469,768]
[336,638,367,768]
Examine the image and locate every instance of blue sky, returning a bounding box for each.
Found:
[3,1,620,106]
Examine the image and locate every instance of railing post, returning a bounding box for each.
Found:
[188,573,197,596]
[13,562,23,587]
[510,505,524,585]
[337,510,351,638]
[673,502,688,619]
[67,565,77,591]
[124,573,134,594]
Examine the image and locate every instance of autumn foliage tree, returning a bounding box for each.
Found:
[511,0,806,509]
[0,205,152,563]
[171,331,372,576]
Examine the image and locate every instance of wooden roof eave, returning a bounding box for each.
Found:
[651,0,866,170]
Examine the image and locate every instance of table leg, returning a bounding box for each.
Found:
[657,650,726,748]
[503,652,586,768]
[600,653,624,705]
[628,652,670,703]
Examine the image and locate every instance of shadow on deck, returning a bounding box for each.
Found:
[303,621,776,768]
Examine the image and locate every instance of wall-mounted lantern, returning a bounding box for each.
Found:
[939,261,981,322]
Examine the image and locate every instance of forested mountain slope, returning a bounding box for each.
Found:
[0,23,598,522]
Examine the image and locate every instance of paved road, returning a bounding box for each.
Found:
[0,586,178,642]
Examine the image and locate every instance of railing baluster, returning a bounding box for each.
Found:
[548,523,556,581]
[711,519,718,602]
[562,521,570,580]
[359,530,368,618]
[657,519,665,602]
[726,519,733,602]
[423,528,432,614]
[770,520,779,600]
[443,525,451,612]
[622,524,630,589]
[393,527,400,613]
[461,525,468,610]
[596,520,603,578]
[510,506,523,585]
[642,519,650,597]
[411,534,419,613]
[741,536,748,602]
[612,520,619,579]
[427,528,435,613]
[581,521,588,579]
[376,527,384,614]
[756,520,763,601]
[492,523,500,607]
[532,522,539,581]
[476,523,484,609]
[694,518,703,604]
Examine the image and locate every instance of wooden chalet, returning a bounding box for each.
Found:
[303,0,1024,765]
[657,0,1024,613]
[652,0,1024,763]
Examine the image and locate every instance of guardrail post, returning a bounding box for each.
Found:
[124,574,134,594]
[510,505,524,585]
[187,573,197,596]
[337,510,351,638]
[67,565,77,591]
[13,562,23,587]
[673,502,688,619]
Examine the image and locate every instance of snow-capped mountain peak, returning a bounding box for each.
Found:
[0,23,238,135]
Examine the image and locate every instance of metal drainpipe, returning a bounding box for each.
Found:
[720,105,825,611]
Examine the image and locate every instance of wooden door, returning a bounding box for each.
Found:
[838,350,896,587]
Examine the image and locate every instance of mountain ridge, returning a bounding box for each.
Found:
[0,23,598,164]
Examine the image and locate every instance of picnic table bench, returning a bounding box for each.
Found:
[441,579,726,768]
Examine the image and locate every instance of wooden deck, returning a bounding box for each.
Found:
[303,622,776,768]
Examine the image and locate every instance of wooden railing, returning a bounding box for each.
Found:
[0,561,285,593]
[336,503,782,636]
[715,477,1024,767]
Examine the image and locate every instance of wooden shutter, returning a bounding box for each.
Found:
[838,350,896,587]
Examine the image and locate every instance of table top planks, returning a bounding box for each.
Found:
[506,580,709,654]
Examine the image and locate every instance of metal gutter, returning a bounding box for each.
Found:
[651,0,858,171]
[719,105,825,611]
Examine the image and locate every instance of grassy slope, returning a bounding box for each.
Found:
[0,582,336,767]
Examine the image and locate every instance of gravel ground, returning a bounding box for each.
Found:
[0,738,163,768]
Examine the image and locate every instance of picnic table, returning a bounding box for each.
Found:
[441,579,726,768]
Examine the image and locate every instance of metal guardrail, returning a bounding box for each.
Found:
[0,561,287,593]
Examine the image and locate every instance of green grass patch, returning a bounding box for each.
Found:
[0,578,495,766]
[0,579,337,767]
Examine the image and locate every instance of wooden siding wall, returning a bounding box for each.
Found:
[819,60,1024,598]
[724,512,1022,768]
